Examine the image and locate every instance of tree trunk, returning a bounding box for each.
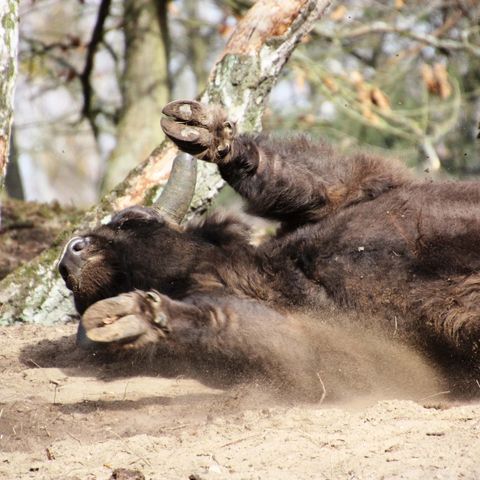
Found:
[5,127,24,200]
[0,0,19,219]
[185,0,208,94]
[101,0,171,192]
[0,0,332,325]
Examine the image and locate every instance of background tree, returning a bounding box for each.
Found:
[101,0,171,192]
[270,0,480,174]
[0,0,19,216]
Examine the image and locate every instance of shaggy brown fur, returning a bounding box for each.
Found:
[59,100,480,399]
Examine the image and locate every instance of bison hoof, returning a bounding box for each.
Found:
[161,100,235,163]
[78,290,170,349]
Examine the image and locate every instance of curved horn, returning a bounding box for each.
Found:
[153,152,197,224]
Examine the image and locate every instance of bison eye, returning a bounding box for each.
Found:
[115,218,154,231]
[110,206,165,230]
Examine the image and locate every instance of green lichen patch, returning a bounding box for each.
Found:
[1,13,15,30]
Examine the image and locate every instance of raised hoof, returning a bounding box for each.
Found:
[160,117,213,156]
[161,100,235,163]
[86,314,148,343]
[162,99,211,124]
[78,291,168,349]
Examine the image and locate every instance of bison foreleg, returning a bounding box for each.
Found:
[161,100,410,227]
[79,290,323,400]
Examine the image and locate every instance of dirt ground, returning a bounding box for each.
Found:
[0,323,479,480]
[1,199,480,479]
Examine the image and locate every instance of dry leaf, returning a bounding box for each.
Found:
[421,63,451,99]
[330,5,347,22]
[294,69,307,91]
[370,87,391,111]
[218,23,234,38]
[323,76,338,93]
[350,70,364,85]
[433,63,452,99]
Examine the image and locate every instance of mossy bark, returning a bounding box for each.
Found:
[0,0,332,325]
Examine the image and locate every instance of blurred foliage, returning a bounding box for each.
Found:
[10,0,480,207]
[265,0,480,177]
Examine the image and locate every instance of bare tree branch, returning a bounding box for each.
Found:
[316,20,480,58]
[79,0,112,137]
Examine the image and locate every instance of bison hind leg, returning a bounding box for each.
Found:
[161,100,235,163]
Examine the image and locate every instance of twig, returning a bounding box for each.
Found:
[418,390,451,401]
[220,433,263,448]
[26,358,42,369]
[50,380,60,405]
[316,372,327,404]
[46,447,55,460]
[161,423,189,432]
[67,432,82,444]
[79,0,112,137]
[122,381,130,401]
[316,20,480,57]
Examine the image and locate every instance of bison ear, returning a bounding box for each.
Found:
[110,206,166,230]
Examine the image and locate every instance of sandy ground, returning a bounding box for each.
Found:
[1,323,480,480]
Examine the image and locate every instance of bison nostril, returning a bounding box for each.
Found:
[69,237,88,254]
[58,236,90,290]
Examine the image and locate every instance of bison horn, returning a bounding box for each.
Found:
[153,152,197,224]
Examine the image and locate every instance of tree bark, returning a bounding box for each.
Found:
[101,0,171,192]
[5,127,24,200]
[0,0,19,216]
[0,0,332,325]
[185,0,208,94]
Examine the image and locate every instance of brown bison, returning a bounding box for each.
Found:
[58,100,480,399]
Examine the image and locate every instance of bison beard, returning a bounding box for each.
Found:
[59,100,480,400]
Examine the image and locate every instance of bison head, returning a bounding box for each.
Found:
[59,206,203,315]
